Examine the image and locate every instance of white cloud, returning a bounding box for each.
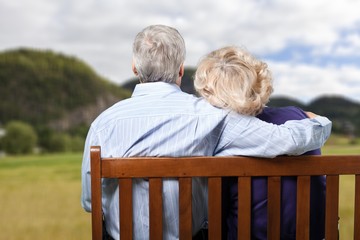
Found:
[0,0,360,102]
[269,61,360,103]
[332,33,360,56]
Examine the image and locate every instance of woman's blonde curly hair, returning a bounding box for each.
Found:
[194,46,273,116]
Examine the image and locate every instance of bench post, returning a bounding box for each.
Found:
[90,146,102,240]
[325,175,340,240]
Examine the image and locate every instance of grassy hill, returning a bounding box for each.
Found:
[266,95,360,136]
[0,48,131,131]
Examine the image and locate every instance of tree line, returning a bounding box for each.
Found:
[0,48,130,155]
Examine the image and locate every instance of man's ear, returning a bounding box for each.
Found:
[132,61,138,76]
[176,64,185,86]
[179,64,184,78]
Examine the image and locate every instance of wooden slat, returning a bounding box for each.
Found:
[267,176,281,240]
[119,178,133,240]
[238,177,251,239]
[149,178,163,240]
[325,175,339,240]
[355,174,360,240]
[296,176,311,240]
[101,155,360,178]
[208,177,222,240]
[179,178,192,239]
[90,146,102,240]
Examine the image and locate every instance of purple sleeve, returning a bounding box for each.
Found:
[257,107,321,155]
[257,106,308,124]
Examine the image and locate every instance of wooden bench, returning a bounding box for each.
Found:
[90,146,360,240]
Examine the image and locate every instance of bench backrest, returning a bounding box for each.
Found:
[90,146,360,240]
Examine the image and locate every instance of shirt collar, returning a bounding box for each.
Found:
[131,82,181,97]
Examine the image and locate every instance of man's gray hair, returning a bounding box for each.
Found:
[132,25,186,83]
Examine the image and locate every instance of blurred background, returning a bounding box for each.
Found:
[0,0,359,239]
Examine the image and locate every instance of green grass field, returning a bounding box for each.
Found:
[0,153,91,240]
[0,136,359,239]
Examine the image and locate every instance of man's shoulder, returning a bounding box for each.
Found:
[90,93,229,130]
[90,99,129,129]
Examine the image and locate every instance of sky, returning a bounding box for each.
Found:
[1,0,360,104]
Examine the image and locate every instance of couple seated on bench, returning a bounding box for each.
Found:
[81,25,331,239]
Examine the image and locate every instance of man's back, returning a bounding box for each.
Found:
[82,82,232,239]
[91,83,225,158]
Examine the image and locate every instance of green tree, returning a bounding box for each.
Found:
[70,135,85,152]
[47,133,73,153]
[2,121,38,154]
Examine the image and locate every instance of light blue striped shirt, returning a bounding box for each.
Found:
[81,82,331,240]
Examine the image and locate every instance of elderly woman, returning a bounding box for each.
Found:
[194,46,326,240]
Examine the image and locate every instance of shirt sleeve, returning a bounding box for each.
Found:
[216,114,332,158]
[81,125,97,212]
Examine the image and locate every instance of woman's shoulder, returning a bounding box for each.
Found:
[257,106,308,124]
